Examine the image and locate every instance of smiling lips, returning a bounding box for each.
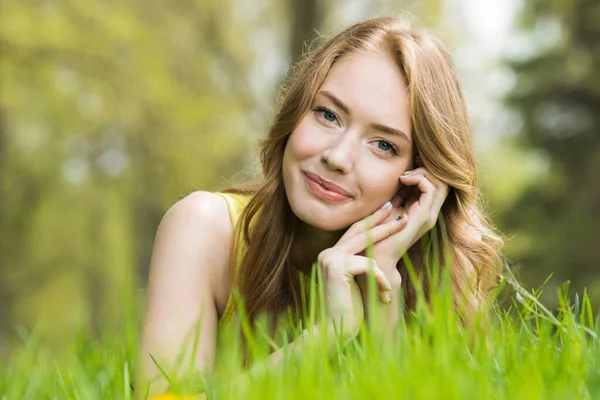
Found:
[303,171,353,202]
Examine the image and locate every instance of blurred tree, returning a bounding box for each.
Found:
[0,0,259,347]
[503,0,600,300]
[0,0,452,352]
[0,107,6,339]
[288,0,323,58]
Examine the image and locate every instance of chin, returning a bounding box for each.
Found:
[303,216,347,231]
[290,201,355,232]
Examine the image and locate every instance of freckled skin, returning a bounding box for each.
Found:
[283,50,414,231]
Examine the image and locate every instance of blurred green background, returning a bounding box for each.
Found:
[1,0,598,355]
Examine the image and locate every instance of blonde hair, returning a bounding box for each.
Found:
[223,15,503,328]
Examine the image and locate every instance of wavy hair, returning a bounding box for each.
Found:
[223,15,503,328]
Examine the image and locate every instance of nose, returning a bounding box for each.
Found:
[320,133,356,174]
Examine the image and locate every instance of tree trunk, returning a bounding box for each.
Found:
[288,0,323,59]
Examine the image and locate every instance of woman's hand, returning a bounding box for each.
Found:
[356,167,450,332]
[317,205,408,338]
[372,167,450,269]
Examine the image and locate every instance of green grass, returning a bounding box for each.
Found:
[2,268,599,400]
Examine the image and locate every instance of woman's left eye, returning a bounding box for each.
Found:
[314,107,340,126]
[373,140,398,155]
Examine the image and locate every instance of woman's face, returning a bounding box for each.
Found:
[283,49,414,231]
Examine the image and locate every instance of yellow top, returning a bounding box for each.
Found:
[215,192,252,322]
[215,191,316,323]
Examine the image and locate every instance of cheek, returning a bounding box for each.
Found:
[357,161,409,202]
[362,172,399,198]
[286,117,325,160]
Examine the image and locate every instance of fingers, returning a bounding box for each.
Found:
[402,168,450,208]
[338,217,409,255]
[401,167,438,185]
[392,185,412,207]
[400,168,449,196]
[400,172,435,212]
[337,202,394,244]
[400,167,450,234]
[336,203,392,245]
[345,258,392,305]
[319,252,393,305]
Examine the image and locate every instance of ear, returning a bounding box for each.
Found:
[414,153,423,168]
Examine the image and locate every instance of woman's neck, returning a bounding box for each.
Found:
[289,220,345,273]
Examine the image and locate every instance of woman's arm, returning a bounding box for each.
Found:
[135,192,233,399]
[137,192,398,399]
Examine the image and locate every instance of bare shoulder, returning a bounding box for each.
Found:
[156,191,233,254]
[160,191,232,237]
[148,191,233,315]
[137,191,232,395]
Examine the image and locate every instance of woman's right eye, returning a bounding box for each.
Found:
[314,107,340,126]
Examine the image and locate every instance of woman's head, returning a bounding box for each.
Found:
[263,15,477,231]
[283,49,413,231]
[227,15,502,326]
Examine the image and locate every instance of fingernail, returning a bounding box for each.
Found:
[400,170,413,178]
[385,291,392,303]
[380,201,391,210]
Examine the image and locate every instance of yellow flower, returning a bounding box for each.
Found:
[150,393,197,400]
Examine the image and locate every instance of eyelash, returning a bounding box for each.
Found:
[313,106,399,156]
[372,139,399,156]
[314,106,340,126]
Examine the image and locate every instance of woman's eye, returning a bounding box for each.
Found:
[373,140,398,155]
[315,107,340,126]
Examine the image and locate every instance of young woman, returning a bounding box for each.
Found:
[136,15,503,398]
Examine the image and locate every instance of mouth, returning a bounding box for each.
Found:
[302,171,353,202]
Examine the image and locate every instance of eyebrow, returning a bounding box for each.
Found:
[316,90,411,143]
[369,123,411,143]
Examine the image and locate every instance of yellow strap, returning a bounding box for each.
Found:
[214,192,250,321]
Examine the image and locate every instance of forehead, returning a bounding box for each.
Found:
[317,50,411,138]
